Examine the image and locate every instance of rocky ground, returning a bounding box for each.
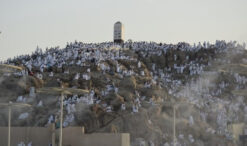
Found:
[0,41,246,146]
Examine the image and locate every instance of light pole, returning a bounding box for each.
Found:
[163,102,193,146]
[0,102,31,146]
[59,92,64,146]
[0,64,29,146]
[0,64,23,76]
[173,106,176,146]
[0,64,23,71]
[8,103,11,146]
[37,87,89,146]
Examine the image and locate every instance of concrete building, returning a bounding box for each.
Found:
[0,125,130,146]
[114,21,124,44]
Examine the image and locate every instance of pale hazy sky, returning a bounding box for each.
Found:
[0,0,247,61]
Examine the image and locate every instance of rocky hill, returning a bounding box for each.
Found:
[0,40,247,146]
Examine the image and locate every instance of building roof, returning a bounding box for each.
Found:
[115,21,122,24]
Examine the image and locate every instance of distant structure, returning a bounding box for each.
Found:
[114,21,124,44]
